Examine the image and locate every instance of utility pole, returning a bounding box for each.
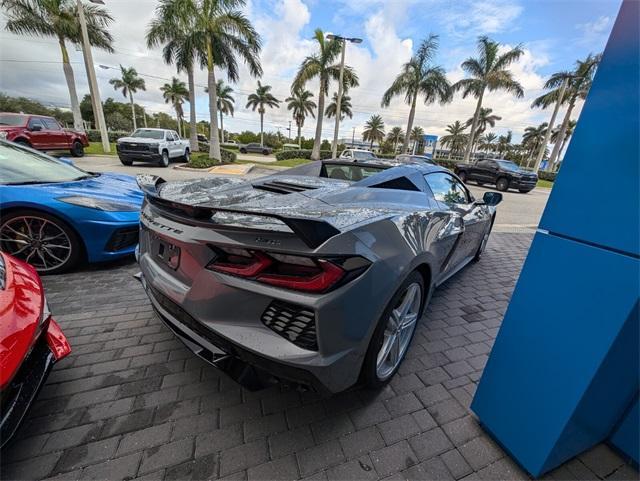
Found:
[533,77,568,172]
[77,0,110,153]
[351,127,355,147]
[288,120,292,141]
[327,34,362,158]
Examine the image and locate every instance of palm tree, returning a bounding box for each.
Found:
[215,80,234,144]
[3,0,114,130]
[381,34,451,153]
[325,92,353,120]
[453,36,524,163]
[387,127,405,152]
[522,123,549,167]
[496,131,513,157]
[147,0,205,151]
[362,115,385,149]
[293,29,359,160]
[177,0,262,161]
[109,65,146,130]
[246,81,280,147]
[478,132,498,153]
[160,77,189,137]
[410,126,425,153]
[466,107,501,156]
[439,121,467,158]
[285,87,316,147]
[550,119,577,167]
[532,53,601,169]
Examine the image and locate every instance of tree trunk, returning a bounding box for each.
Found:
[187,67,198,152]
[297,122,302,147]
[206,42,222,161]
[463,90,485,163]
[129,92,137,131]
[402,91,418,153]
[311,82,325,160]
[58,39,83,131]
[219,109,224,144]
[547,97,575,170]
[260,111,264,147]
[176,109,181,137]
[533,78,567,172]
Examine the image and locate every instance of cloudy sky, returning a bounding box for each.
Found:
[0,0,620,142]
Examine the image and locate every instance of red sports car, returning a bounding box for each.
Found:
[0,252,71,447]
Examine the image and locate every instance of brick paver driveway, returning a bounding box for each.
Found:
[1,233,635,481]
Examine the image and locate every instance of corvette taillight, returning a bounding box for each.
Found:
[206,247,368,293]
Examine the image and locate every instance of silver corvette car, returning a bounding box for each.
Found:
[135,160,502,393]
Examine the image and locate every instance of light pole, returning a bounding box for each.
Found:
[327,34,362,158]
[77,0,110,153]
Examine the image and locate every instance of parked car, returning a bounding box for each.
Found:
[339,149,379,161]
[0,251,71,447]
[222,140,238,147]
[135,160,501,393]
[396,154,436,165]
[197,134,209,145]
[239,143,272,155]
[0,141,143,273]
[455,158,538,193]
[116,128,190,167]
[0,112,89,157]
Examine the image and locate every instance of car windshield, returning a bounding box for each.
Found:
[353,151,377,160]
[323,163,387,181]
[0,114,28,126]
[130,129,164,140]
[0,142,92,185]
[496,160,521,172]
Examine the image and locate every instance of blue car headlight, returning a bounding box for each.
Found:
[57,196,139,212]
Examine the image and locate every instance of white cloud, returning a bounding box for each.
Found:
[575,15,612,46]
[437,0,523,38]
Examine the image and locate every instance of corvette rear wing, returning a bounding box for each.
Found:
[136,174,340,249]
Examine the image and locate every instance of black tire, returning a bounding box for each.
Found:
[240,148,247,154]
[457,171,467,182]
[496,177,509,192]
[183,148,190,163]
[14,139,31,148]
[361,271,426,389]
[262,150,269,155]
[119,157,133,166]
[477,181,484,186]
[0,209,83,274]
[159,150,170,167]
[474,215,495,262]
[70,140,84,157]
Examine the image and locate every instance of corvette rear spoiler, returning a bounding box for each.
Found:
[136,174,340,249]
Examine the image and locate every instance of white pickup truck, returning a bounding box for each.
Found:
[338,149,379,161]
[116,128,190,167]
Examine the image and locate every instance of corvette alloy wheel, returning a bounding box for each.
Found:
[0,215,73,272]
[376,282,422,381]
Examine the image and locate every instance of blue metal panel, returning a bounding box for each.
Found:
[471,1,640,476]
[610,396,639,465]
[539,0,639,257]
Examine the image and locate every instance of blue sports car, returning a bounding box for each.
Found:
[0,140,142,273]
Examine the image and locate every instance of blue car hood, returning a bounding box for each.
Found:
[38,172,144,205]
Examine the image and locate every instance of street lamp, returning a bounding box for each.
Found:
[326,34,362,158]
[78,0,110,153]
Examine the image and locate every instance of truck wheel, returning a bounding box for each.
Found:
[457,171,467,182]
[70,140,85,157]
[240,148,247,154]
[159,150,170,167]
[262,150,269,155]
[183,148,190,163]
[14,139,31,148]
[496,177,509,192]
[120,157,133,166]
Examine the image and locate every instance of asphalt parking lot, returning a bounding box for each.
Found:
[1,233,635,481]
[74,155,550,232]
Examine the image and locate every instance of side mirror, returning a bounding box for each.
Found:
[483,191,503,206]
[30,125,42,132]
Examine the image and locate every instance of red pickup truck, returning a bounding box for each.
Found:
[0,112,89,157]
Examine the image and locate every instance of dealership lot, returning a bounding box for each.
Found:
[1,232,632,481]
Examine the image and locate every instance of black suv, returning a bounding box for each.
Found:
[455,158,538,193]
[239,143,272,155]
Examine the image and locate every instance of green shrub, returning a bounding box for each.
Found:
[435,158,458,171]
[537,170,556,182]
[275,149,333,161]
[187,148,236,168]
[87,130,128,143]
